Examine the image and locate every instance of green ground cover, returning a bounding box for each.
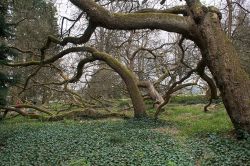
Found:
[0,104,249,166]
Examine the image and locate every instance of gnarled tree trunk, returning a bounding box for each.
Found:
[202,19,250,135]
[189,2,250,136]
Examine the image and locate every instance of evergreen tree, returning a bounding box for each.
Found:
[9,0,60,104]
[0,1,17,106]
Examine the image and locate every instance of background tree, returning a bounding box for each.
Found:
[0,0,17,106]
[8,0,61,105]
[233,10,250,75]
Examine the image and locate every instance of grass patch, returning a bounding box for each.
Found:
[160,104,233,136]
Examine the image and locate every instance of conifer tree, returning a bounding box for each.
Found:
[0,1,17,106]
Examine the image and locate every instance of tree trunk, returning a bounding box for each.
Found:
[92,52,147,118]
[197,12,250,136]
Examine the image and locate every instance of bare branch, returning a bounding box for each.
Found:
[9,46,36,56]
[155,59,206,118]
[41,22,96,60]
[68,56,96,83]
[178,36,192,69]
[18,66,42,95]
[61,12,85,36]
[5,47,96,67]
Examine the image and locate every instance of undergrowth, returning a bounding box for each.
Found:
[0,104,249,166]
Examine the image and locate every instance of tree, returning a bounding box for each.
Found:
[0,1,17,106]
[4,0,250,137]
[233,11,250,75]
[85,65,123,99]
[8,0,61,104]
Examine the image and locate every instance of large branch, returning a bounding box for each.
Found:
[84,47,147,118]
[70,0,192,36]
[13,104,53,115]
[68,56,96,83]
[9,45,146,118]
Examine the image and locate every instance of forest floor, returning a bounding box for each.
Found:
[0,102,249,166]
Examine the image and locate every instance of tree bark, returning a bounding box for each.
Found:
[196,11,250,136]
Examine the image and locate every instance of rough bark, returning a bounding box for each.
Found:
[190,5,250,135]
[201,19,250,135]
